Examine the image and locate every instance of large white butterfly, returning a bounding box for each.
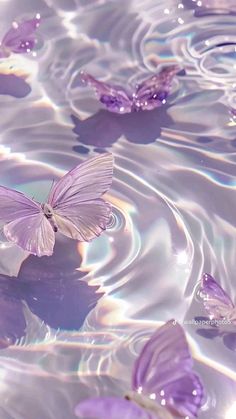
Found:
[0,153,113,257]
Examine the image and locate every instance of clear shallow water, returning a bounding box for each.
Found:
[0,0,236,418]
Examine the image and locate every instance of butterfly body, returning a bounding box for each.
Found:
[125,391,172,419]
[80,65,180,114]
[0,153,113,257]
[41,203,58,232]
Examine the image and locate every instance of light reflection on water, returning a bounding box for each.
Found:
[0,0,236,417]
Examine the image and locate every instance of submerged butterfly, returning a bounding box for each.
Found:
[80,65,181,114]
[0,14,40,59]
[200,273,236,323]
[0,153,113,257]
[75,320,204,419]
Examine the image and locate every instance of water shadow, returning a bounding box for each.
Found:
[0,73,31,98]
[195,316,236,352]
[72,105,173,151]
[0,275,26,348]
[0,239,104,346]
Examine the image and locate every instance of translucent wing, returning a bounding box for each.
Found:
[200,273,236,322]
[0,15,40,56]
[132,320,204,418]
[0,186,55,257]
[134,65,180,111]
[4,214,55,257]
[80,71,132,114]
[75,397,155,419]
[0,186,41,223]
[48,153,113,241]
[53,199,111,242]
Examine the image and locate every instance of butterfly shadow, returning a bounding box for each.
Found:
[0,274,27,349]
[0,238,104,345]
[0,73,31,98]
[71,106,173,151]
[15,237,104,330]
[195,316,236,352]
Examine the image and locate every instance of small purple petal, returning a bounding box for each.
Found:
[1,15,40,55]
[200,273,236,322]
[75,397,155,419]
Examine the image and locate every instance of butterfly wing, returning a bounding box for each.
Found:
[200,273,235,321]
[132,320,204,418]
[134,65,180,111]
[1,16,40,55]
[0,186,55,257]
[48,153,113,241]
[80,71,132,114]
[0,186,41,223]
[4,214,55,257]
[75,397,155,419]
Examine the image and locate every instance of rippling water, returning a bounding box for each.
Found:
[0,0,236,418]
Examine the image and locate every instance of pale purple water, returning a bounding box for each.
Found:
[0,0,236,418]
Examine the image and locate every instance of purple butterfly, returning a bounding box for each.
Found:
[0,153,113,257]
[0,14,40,59]
[75,320,204,418]
[80,65,181,114]
[200,273,236,323]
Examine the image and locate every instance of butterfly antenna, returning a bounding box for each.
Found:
[46,179,55,202]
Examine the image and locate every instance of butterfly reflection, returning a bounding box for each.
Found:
[17,237,104,330]
[0,239,104,346]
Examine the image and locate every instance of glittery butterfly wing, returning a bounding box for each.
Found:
[200,273,236,322]
[134,65,180,111]
[0,16,40,58]
[0,186,55,257]
[132,320,204,418]
[80,71,132,114]
[47,153,113,241]
[75,397,156,419]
